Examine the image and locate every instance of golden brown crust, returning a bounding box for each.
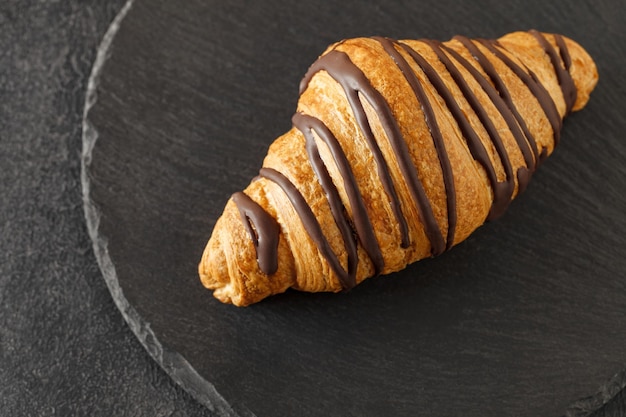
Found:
[199,31,598,306]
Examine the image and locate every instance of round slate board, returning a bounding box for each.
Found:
[82,0,626,416]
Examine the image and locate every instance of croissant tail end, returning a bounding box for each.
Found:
[198,233,240,305]
[199,209,283,307]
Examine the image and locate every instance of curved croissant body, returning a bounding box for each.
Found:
[199,31,598,306]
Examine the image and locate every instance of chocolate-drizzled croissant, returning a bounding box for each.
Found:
[199,30,598,306]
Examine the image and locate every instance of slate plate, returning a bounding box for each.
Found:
[82,0,626,416]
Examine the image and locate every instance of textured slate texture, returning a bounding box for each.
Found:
[1,1,625,417]
[81,1,626,417]
[0,2,214,416]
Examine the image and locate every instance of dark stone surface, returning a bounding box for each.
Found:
[0,1,213,416]
[82,0,626,417]
[1,0,625,416]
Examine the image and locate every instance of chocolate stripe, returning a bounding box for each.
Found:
[375,37,457,250]
[232,191,280,275]
[424,40,516,219]
[259,167,356,289]
[293,112,384,275]
[301,50,414,250]
[454,36,539,169]
[554,34,572,71]
[481,39,562,148]
[441,39,537,193]
[530,30,577,114]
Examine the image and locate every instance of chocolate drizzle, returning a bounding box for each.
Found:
[232,31,574,287]
[480,39,562,147]
[422,39,515,219]
[303,51,414,250]
[530,30,577,114]
[555,34,572,72]
[259,167,358,290]
[301,49,447,255]
[232,191,280,275]
[453,36,539,171]
[372,37,457,250]
[293,112,385,276]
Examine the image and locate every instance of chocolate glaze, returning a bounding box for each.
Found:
[442,37,548,195]
[374,37,457,250]
[231,191,280,275]
[293,112,385,275]
[480,39,562,147]
[302,50,415,251]
[555,34,572,72]
[453,36,539,171]
[232,31,574,286]
[302,49,448,255]
[259,167,357,290]
[422,39,515,220]
[530,30,577,114]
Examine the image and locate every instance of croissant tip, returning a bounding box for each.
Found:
[199,233,263,307]
[199,235,236,303]
[199,262,243,306]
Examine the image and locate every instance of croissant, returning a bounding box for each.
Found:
[199,30,598,306]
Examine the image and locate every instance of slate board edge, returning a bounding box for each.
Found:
[80,2,246,416]
[565,370,626,417]
[78,1,626,416]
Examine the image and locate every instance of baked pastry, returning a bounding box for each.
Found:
[199,30,598,306]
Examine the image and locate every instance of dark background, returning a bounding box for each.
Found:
[1,1,625,416]
[0,1,213,416]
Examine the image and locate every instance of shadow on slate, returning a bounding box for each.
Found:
[82,0,626,416]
